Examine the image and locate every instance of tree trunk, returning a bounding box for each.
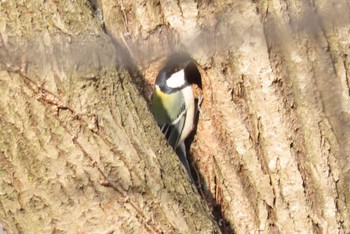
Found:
[1,0,350,233]
[0,0,218,233]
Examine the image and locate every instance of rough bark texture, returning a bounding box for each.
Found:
[0,0,218,233]
[1,0,350,233]
[101,0,350,233]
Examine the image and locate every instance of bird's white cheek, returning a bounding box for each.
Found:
[166,69,186,88]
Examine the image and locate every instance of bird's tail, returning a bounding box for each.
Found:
[176,142,195,184]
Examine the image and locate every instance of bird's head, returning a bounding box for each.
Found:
[155,53,194,93]
[156,66,188,93]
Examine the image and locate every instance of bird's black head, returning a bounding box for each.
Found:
[155,53,196,94]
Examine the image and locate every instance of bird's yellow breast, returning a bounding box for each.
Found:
[151,87,182,124]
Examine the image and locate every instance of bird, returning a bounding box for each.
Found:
[150,57,196,182]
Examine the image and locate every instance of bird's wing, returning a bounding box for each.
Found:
[160,102,186,149]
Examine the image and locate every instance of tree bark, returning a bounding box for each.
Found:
[0,0,218,233]
[1,0,350,233]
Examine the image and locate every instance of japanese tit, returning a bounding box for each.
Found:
[151,58,196,181]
